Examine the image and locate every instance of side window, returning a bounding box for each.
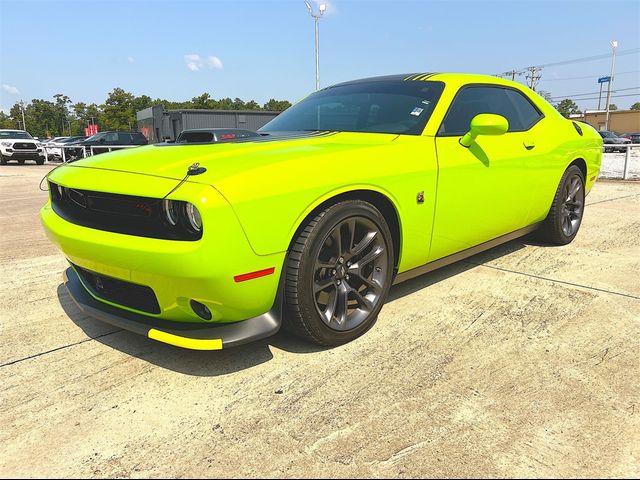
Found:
[440,86,542,135]
[104,132,118,143]
[117,133,132,144]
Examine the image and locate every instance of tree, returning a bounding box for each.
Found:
[608,104,618,111]
[555,99,581,117]
[263,99,292,111]
[100,88,136,130]
[631,102,640,111]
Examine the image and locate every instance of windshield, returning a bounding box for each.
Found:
[600,131,617,138]
[260,80,445,135]
[85,132,106,141]
[0,131,32,140]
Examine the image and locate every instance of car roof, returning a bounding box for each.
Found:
[328,72,524,90]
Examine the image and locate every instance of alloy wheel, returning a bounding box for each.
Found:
[561,174,584,237]
[312,216,389,331]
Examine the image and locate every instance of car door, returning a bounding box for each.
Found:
[428,84,544,261]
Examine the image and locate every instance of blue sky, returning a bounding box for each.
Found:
[1,0,639,112]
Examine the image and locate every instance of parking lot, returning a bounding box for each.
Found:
[0,164,638,478]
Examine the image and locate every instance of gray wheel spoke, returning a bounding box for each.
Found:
[351,288,374,311]
[323,289,338,323]
[356,246,383,267]
[350,230,377,258]
[314,277,335,293]
[336,285,349,326]
[346,218,356,254]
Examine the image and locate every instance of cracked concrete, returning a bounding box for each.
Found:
[0,165,638,478]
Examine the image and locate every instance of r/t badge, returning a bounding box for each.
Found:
[417,191,425,204]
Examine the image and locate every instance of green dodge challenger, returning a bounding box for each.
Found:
[41,73,602,350]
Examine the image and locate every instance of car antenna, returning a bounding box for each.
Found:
[159,162,207,202]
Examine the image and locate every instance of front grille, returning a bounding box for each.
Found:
[49,182,202,241]
[73,264,161,314]
[14,142,37,150]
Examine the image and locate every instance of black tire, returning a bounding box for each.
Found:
[17,159,25,165]
[283,200,394,346]
[537,165,585,245]
[35,158,45,165]
[0,155,6,165]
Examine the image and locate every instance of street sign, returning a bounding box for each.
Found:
[598,76,611,83]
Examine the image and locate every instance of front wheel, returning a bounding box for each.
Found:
[537,165,585,245]
[283,200,394,346]
[0,155,6,165]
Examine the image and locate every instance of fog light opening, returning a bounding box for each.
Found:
[190,300,212,321]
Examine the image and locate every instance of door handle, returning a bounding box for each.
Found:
[523,139,536,150]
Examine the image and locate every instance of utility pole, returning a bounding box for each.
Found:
[304,1,326,91]
[19,100,26,132]
[525,66,542,91]
[605,40,618,131]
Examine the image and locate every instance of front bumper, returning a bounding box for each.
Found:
[64,267,281,349]
[2,149,45,160]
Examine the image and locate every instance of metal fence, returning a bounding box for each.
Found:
[52,145,141,163]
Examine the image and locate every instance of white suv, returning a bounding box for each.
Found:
[0,129,46,165]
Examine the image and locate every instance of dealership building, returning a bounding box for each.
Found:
[570,109,640,134]
[137,106,281,143]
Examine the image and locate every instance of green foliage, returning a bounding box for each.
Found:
[608,104,618,111]
[263,99,292,111]
[5,90,291,137]
[631,102,640,111]
[555,99,581,118]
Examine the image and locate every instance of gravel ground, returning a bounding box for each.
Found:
[600,148,640,180]
[0,164,639,478]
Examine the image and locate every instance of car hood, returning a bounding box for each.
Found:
[61,131,401,185]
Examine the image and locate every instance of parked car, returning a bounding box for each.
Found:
[175,128,261,144]
[0,129,46,165]
[64,131,148,161]
[598,130,631,152]
[46,136,87,162]
[42,73,602,351]
[620,132,640,144]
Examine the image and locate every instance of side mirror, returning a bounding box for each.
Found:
[459,113,509,147]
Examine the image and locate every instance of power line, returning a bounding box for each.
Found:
[549,86,640,100]
[543,70,640,82]
[495,48,640,78]
[556,93,640,102]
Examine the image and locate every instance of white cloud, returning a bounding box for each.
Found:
[2,84,20,95]
[185,54,203,71]
[127,56,135,64]
[207,56,223,70]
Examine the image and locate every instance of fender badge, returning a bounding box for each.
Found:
[417,191,425,204]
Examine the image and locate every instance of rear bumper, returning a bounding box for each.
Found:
[64,266,281,350]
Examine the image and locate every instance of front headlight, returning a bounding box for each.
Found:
[162,199,181,226]
[162,200,202,233]
[185,203,202,231]
[1,142,12,147]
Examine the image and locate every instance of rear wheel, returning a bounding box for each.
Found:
[284,201,394,346]
[537,165,585,245]
[35,158,45,165]
[0,155,6,165]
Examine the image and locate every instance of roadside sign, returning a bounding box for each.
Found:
[598,76,611,83]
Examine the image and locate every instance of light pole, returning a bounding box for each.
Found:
[304,1,326,91]
[19,100,26,132]
[605,40,618,131]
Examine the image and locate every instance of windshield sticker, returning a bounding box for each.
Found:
[410,107,424,116]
